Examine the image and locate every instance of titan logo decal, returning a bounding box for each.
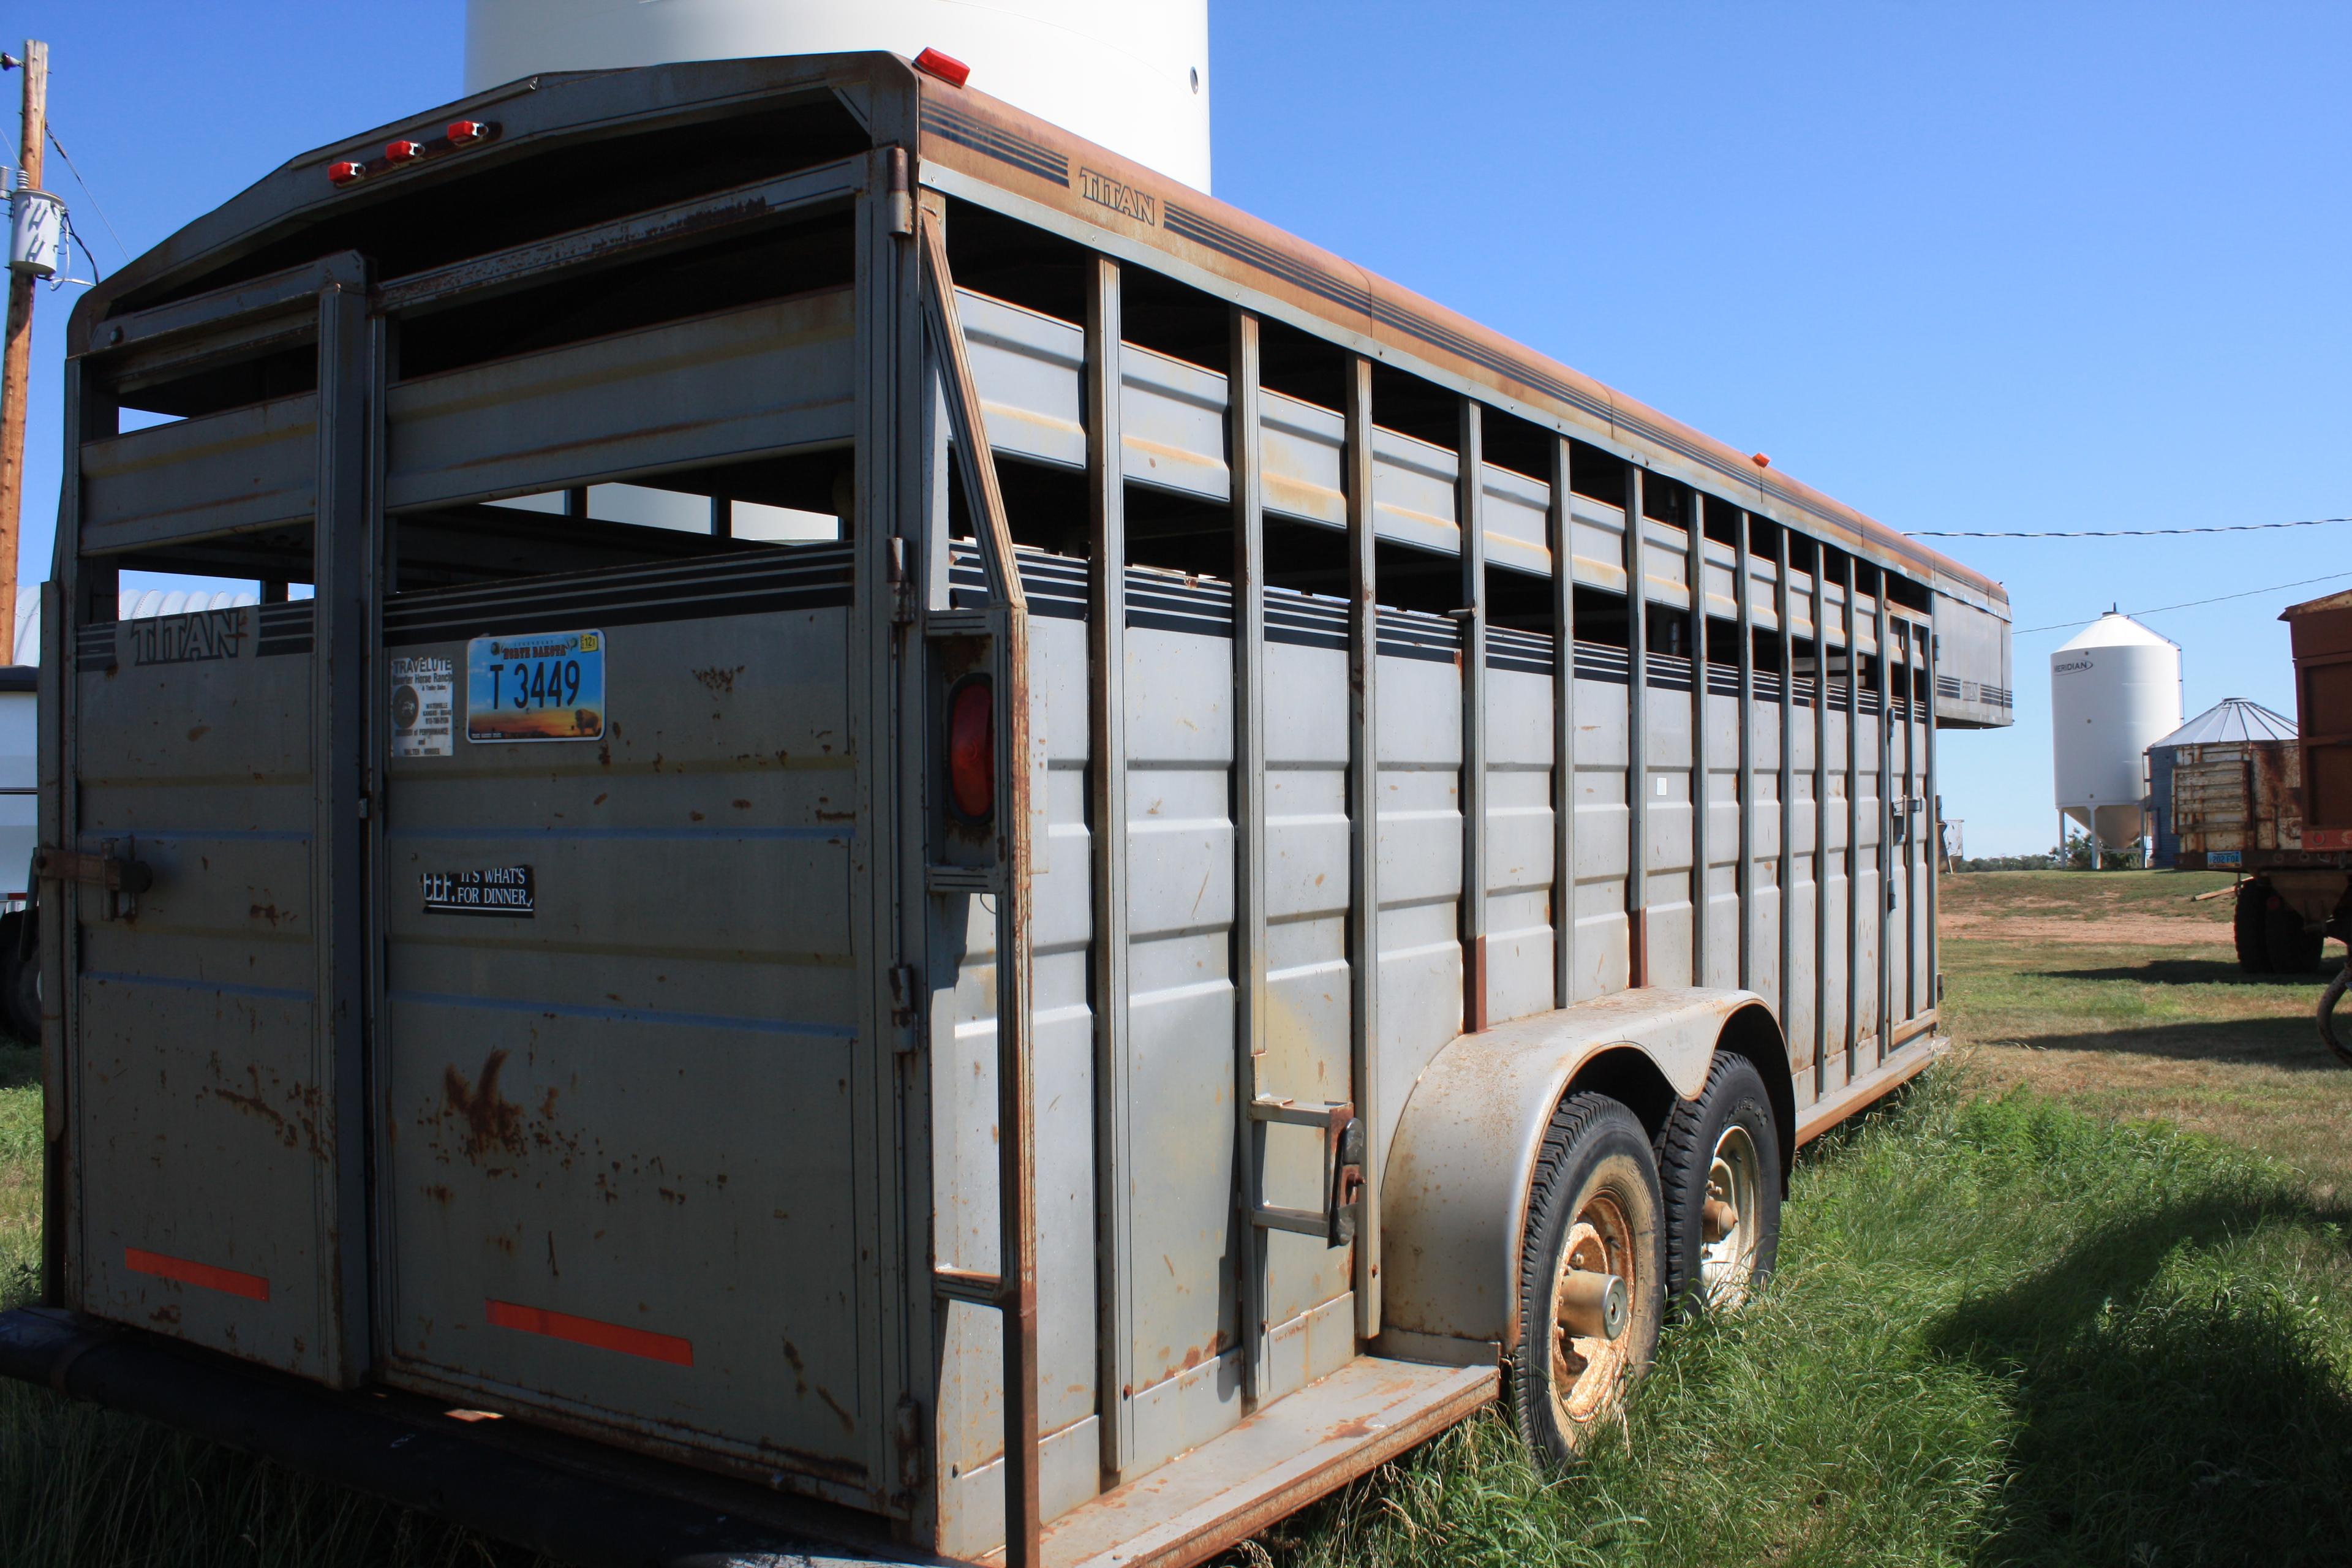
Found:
[129,609,247,666]
[1078,167,1159,227]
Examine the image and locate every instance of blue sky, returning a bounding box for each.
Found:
[10,1,2349,852]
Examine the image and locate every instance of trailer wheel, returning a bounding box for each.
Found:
[1654,1052,1782,1314]
[2234,880,2274,974]
[2265,900,2324,973]
[1510,1092,1664,1465]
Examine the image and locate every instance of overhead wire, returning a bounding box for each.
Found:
[2014,569,2352,636]
[43,126,131,266]
[1912,516,2350,538]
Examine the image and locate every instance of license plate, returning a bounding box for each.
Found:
[2207,850,2241,865]
[466,629,605,742]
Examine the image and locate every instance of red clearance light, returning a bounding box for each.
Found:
[385,139,426,163]
[328,160,366,187]
[1751,452,1771,468]
[947,678,995,821]
[914,47,971,86]
[447,119,489,145]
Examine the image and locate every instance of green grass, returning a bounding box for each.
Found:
[4,870,2350,1566]
[1263,1079,2352,1568]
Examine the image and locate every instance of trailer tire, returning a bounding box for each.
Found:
[2265,900,2324,974]
[1509,1092,1665,1466]
[1654,1052,1782,1316]
[2234,880,2273,974]
[0,912,33,1046]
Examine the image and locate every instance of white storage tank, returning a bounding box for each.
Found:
[464,0,1213,192]
[2051,610,2182,859]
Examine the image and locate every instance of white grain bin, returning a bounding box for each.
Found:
[2051,610,2182,861]
[464,0,1213,191]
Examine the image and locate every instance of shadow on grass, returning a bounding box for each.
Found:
[1996,1015,2348,1075]
[2030,955,2342,989]
[1928,1193,2352,1566]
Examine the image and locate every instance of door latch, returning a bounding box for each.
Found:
[1326,1112,1365,1248]
[36,839,153,921]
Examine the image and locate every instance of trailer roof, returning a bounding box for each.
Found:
[67,51,2005,613]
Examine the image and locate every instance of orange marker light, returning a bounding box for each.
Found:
[914,47,971,86]
[447,119,489,145]
[328,160,366,187]
[385,139,426,163]
[1751,452,1771,468]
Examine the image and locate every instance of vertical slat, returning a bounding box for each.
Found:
[1084,257,1135,1479]
[1551,439,1576,1007]
[313,281,372,1388]
[1228,307,1268,1406]
[1458,401,1487,1032]
[1811,544,1830,1096]
[1905,618,1922,1022]
[1775,527,1796,1069]
[1735,510,1755,993]
[1843,554,1861,1080]
[1875,577,1893,1065]
[1687,495,1708,988]
[1925,620,1942,1012]
[40,361,108,1310]
[853,172,912,1498]
[1344,355,1381,1338]
[1624,467,1649,987]
[917,216,1039,1568]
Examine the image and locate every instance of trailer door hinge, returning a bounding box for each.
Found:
[888,962,922,1054]
[887,537,916,625]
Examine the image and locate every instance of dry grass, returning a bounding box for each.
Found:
[1940,869,2352,1197]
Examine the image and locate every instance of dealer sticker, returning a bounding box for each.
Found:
[421,866,536,917]
[466,629,605,742]
[390,655,455,758]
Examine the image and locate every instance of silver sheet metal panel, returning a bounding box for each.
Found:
[40,67,1992,1566]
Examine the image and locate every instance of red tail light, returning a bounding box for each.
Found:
[948,678,995,821]
[914,47,971,86]
[328,160,366,186]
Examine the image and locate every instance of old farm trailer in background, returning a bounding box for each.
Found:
[0,54,2012,1568]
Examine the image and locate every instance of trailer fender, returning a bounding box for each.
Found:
[1374,987,1770,1360]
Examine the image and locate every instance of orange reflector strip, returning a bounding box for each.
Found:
[124,1246,270,1301]
[484,1299,693,1366]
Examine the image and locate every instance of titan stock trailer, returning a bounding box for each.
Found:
[0,53,2013,1568]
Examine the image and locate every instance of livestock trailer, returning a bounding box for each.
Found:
[0,53,2013,1568]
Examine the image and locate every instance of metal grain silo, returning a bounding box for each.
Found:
[464,0,1214,190]
[2051,611,2181,864]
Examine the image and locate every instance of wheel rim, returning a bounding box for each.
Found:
[1548,1188,1637,1432]
[1699,1123,1763,1307]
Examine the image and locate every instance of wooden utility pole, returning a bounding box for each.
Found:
[0,39,48,658]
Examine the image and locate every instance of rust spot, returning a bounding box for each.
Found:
[539,1087,560,1120]
[690,811,705,823]
[593,792,608,805]
[151,1303,182,1326]
[1325,1419,1374,1439]
[442,1049,526,1161]
[732,799,752,810]
[693,665,747,695]
[815,808,856,823]
[186,725,210,742]
[782,1338,809,1396]
[816,1385,856,1434]
[249,903,282,926]
[424,1183,453,1207]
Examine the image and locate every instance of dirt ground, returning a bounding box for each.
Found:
[1939,869,2351,1199]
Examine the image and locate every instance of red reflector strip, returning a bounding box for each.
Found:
[124,1246,270,1301]
[484,1299,693,1366]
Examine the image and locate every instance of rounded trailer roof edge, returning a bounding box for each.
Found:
[69,50,2003,611]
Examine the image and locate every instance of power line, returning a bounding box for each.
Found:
[2015,569,2352,636]
[43,126,129,266]
[1913,516,2350,539]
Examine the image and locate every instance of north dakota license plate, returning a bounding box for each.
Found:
[466,629,605,742]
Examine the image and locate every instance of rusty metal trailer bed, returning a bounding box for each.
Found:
[2,53,2011,1568]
